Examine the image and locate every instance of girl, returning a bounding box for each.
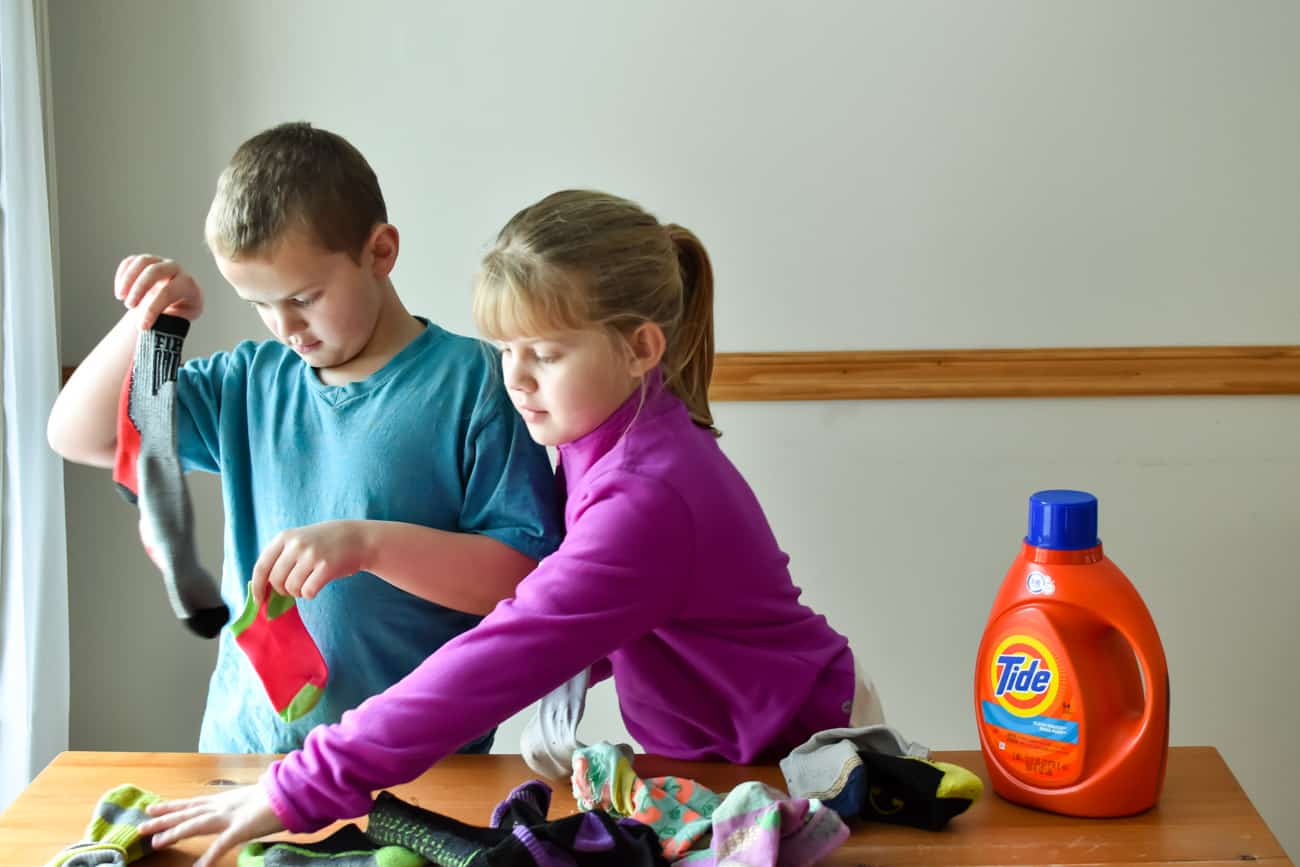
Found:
[141,190,883,866]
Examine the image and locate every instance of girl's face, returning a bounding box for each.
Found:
[498,329,643,446]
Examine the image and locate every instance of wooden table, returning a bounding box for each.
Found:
[0,747,1288,866]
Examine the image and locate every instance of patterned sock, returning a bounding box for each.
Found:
[572,744,851,865]
[365,781,668,867]
[113,313,227,639]
[856,753,982,830]
[230,587,328,722]
[572,742,720,859]
[676,781,849,867]
[238,824,425,866]
[44,784,161,866]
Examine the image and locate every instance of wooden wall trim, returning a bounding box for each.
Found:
[708,345,1300,401]
[63,345,1300,401]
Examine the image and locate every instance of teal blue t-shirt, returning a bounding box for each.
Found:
[176,319,562,753]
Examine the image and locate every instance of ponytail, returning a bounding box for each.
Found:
[664,225,718,436]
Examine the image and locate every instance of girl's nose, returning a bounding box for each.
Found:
[503,360,535,393]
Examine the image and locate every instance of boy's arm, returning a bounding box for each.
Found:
[358,522,536,613]
[47,310,139,467]
[48,255,204,467]
[252,520,535,615]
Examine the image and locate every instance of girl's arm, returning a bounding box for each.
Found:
[263,472,692,832]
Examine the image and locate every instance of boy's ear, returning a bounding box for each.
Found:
[626,322,666,377]
[366,223,400,277]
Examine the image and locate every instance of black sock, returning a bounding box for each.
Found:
[857,752,982,830]
[365,782,667,867]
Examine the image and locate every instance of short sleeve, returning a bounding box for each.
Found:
[458,399,563,562]
[175,351,233,474]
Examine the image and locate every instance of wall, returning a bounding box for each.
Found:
[48,0,1298,856]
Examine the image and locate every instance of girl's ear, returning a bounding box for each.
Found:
[366,223,400,277]
[625,322,667,377]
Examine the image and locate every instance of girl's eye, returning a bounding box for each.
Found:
[536,355,558,364]
[292,296,315,307]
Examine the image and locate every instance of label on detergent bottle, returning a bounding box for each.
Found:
[979,629,1084,787]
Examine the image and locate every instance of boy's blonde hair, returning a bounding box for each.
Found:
[205,122,386,262]
[474,190,718,435]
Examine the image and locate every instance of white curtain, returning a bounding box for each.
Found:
[0,0,69,811]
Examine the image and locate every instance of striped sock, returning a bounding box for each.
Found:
[230,588,328,722]
[44,784,161,866]
[113,313,227,639]
[238,825,425,866]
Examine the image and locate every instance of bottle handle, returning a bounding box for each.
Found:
[1111,609,1169,750]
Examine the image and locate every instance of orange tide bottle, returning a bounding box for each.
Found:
[975,490,1170,816]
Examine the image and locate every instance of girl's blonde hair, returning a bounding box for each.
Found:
[474,190,718,435]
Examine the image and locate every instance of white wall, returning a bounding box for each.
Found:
[48,0,1297,858]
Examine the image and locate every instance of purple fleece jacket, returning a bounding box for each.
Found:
[262,370,856,831]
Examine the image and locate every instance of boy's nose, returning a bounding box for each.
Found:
[277,312,306,336]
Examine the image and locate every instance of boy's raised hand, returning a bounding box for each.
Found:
[252,520,369,603]
[114,254,204,330]
[140,784,283,867]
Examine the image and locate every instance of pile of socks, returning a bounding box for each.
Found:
[571,743,848,866]
[48,726,981,866]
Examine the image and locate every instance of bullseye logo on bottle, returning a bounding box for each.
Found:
[989,634,1060,718]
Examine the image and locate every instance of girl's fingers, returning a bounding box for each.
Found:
[149,809,226,849]
[196,831,243,867]
[145,796,204,816]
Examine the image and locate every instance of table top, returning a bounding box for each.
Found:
[0,746,1288,866]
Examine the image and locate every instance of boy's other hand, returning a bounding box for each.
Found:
[140,784,283,867]
[114,254,204,330]
[252,520,369,604]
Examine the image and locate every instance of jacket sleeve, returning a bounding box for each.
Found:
[261,469,693,831]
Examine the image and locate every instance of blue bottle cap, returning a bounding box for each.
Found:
[1026,490,1100,550]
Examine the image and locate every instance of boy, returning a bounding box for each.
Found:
[47,122,561,752]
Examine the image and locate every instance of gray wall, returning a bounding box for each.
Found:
[48,1,1297,857]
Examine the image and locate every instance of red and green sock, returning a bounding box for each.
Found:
[230,588,328,722]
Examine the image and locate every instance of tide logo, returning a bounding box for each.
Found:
[989,634,1060,718]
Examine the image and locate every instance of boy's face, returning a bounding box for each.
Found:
[216,231,385,371]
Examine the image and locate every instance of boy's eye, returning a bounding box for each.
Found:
[536,354,558,364]
[292,296,314,307]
